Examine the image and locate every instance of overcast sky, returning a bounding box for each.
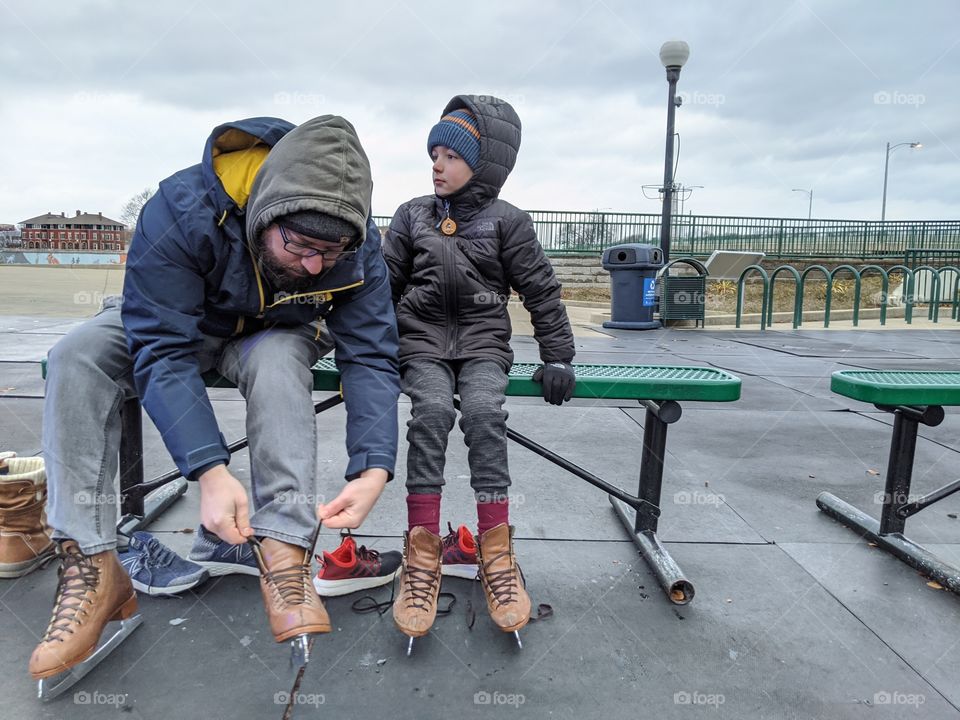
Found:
[1,0,957,226]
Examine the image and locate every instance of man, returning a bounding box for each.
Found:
[29,115,400,683]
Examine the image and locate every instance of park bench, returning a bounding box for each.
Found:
[817,370,960,595]
[42,358,741,605]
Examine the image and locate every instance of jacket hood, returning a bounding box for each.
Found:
[437,95,521,213]
[245,115,373,245]
[200,117,296,211]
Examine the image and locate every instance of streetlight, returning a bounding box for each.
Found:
[791,188,813,220]
[658,39,689,264]
[676,184,703,216]
[881,141,921,221]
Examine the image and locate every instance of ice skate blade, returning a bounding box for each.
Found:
[513,630,523,650]
[37,614,144,702]
[290,634,311,669]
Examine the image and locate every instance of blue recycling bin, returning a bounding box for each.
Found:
[601,243,663,330]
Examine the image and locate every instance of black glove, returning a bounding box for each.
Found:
[532,361,576,406]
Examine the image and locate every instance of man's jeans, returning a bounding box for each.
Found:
[43,304,332,554]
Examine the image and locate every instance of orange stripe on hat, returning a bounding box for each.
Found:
[442,114,481,139]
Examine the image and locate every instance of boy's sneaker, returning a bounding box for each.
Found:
[441,522,478,579]
[118,531,209,596]
[313,533,401,597]
[187,524,259,577]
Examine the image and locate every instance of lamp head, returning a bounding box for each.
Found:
[659,40,690,69]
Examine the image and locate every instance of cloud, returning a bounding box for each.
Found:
[1,0,957,224]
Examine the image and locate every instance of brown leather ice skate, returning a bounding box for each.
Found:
[0,456,55,578]
[393,526,443,639]
[256,538,331,642]
[29,541,138,680]
[476,523,531,633]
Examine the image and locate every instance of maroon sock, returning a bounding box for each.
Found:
[407,493,441,536]
[477,497,510,538]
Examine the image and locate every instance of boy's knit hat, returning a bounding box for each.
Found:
[427,109,481,170]
[277,210,358,243]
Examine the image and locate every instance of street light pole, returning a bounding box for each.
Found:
[658,40,689,264]
[881,141,921,221]
[792,188,813,220]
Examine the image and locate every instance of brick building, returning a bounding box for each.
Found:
[18,211,126,251]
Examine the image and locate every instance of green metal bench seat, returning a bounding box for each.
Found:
[203,359,742,402]
[830,370,960,406]
[44,358,741,604]
[818,369,960,594]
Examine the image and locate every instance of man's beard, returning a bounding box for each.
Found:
[255,244,318,294]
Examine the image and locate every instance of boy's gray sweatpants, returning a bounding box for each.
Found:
[402,358,510,500]
[42,303,332,554]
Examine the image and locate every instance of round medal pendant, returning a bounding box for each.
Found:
[440,217,457,236]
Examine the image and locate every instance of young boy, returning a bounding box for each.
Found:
[383,95,576,647]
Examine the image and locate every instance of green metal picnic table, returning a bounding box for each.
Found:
[818,370,960,595]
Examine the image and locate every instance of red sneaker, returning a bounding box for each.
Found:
[441,523,479,579]
[313,534,401,597]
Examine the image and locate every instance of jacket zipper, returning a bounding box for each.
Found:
[264,280,363,308]
[438,200,458,356]
[244,242,266,317]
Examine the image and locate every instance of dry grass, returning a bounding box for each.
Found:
[560,286,612,303]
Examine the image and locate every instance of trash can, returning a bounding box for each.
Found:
[659,258,708,327]
[601,243,663,330]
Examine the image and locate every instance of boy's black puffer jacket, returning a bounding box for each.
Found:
[383,94,575,370]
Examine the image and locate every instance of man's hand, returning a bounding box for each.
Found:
[317,468,388,529]
[532,361,576,405]
[198,464,253,545]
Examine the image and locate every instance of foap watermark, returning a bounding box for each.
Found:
[273,91,326,108]
[674,491,725,507]
[473,290,511,306]
[672,291,706,306]
[873,90,925,107]
[274,490,325,507]
[873,691,925,708]
[272,291,328,306]
[475,92,526,107]
[677,90,725,107]
[72,91,119,106]
[475,491,526,507]
[473,690,526,707]
[674,690,725,708]
[73,291,118,307]
[874,491,923,506]
[274,691,325,707]
[74,490,121,506]
[73,690,128,708]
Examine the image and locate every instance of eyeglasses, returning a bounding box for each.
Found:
[278,225,357,263]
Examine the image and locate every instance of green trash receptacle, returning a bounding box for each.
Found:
[659,258,708,327]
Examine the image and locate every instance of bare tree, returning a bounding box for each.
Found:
[120,188,155,228]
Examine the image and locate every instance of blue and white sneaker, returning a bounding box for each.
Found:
[187,524,259,577]
[118,531,209,596]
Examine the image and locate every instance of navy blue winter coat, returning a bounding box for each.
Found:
[122,116,399,482]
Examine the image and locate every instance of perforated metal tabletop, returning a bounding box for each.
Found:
[311,359,741,402]
[831,370,960,406]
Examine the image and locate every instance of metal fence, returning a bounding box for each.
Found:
[373,212,960,260]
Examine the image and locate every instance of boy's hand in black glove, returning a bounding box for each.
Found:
[532,361,576,405]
